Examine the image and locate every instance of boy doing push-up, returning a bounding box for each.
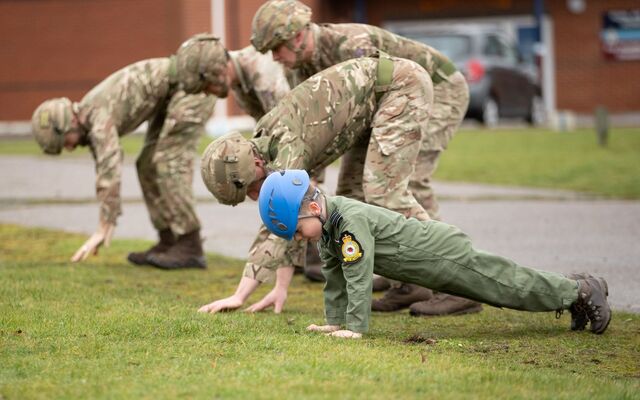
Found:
[258,170,611,339]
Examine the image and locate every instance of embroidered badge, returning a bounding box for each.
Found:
[39,110,51,129]
[340,231,363,264]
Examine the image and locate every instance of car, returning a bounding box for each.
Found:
[405,26,544,127]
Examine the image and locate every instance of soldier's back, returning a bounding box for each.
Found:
[80,58,173,134]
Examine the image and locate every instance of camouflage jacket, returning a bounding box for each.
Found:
[290,23,456,87]
[76,58,179,224]
[229,46,291,120]
[251,57,380,174]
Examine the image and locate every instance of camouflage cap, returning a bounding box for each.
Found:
[176,33,229,95]
[250,0,312,53]
[31,97,74,155]
[201,131,257,206]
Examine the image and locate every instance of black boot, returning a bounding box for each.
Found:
[127,229,175,266]
[147,230,207,270]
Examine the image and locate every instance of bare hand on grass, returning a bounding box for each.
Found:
[71,222,115,262]
[198,296,244,313]
[306,324,340,333]
[244,287,287,313]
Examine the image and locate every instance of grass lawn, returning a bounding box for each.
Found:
[436,127,640,199]
[1,127,639,199]
[1,224,639,399]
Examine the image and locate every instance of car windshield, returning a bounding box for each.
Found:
[412,34,471,62]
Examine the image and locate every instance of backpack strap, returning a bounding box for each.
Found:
[375,50,393,102]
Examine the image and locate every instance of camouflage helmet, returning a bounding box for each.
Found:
[251,0,312,53]
[200,131,257,206]
[31,97,74,155]
[176,33,229,95]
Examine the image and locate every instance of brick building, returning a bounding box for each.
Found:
[1,0,638,125]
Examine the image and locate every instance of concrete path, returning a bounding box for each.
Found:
[1,155,639,313]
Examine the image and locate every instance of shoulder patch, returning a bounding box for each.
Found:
[340,231,363,264]
[329,210,343,228]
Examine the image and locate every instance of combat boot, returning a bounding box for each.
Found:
[409,293,483,317]
[304,241,325,282]
[127,228,175,266]
[147,230,207,270]
[570,276,611,334]
[372,276,391,292]
[371,283,433,312]
[564,272,608,331]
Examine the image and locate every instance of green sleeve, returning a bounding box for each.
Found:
[321,254,348,327]
[337,218,375,333]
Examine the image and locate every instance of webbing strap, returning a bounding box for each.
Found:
[168,55,178,86]
[431,60,457,85]
[375,51,393,102]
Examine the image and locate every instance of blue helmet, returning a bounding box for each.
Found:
[258,170,310,240]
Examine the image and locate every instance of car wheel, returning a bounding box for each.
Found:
[526,95,545,126]
[481,98,499,128]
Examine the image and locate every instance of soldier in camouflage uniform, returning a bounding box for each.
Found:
[251,0,478,315]
[31,49,220,269]
[196,53,434,314]
[176,35,290,120]
[228,45,291,120]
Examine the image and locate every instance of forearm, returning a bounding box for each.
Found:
[232,277,262,303]
[97,186,122,225]
[274,266,294,291]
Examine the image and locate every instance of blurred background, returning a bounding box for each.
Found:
[1,0,639,135]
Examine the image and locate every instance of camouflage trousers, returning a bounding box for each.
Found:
[243,59,434,282]
[137,91,215,235]
[409,71,469,220]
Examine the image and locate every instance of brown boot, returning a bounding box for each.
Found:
[304,241,325,282]
[147,230,207,270]
[409,293,483,317]
[127,229,175,266]
[371,283,433,312]
[372,276,391,292]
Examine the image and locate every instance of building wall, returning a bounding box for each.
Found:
[1,0,638,121]
[549,0,640,113]
[0,0,210,120]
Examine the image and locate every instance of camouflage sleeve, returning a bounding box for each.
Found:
[270,127,312,170]
[252,55,290,113]
[243,225,306,283]
[337,35,379,60]
[88,110,123,225]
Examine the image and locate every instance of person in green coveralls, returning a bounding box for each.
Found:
[257,169,612,339]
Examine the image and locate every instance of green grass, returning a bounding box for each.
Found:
[1,224,639,399]
[2,127,639,199]
[436,127,640,199]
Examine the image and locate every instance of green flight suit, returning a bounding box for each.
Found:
[319,195,579,333]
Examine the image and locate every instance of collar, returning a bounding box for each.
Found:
[321,196,340,243]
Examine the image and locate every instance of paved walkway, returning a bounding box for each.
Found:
[1,155,639,313]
